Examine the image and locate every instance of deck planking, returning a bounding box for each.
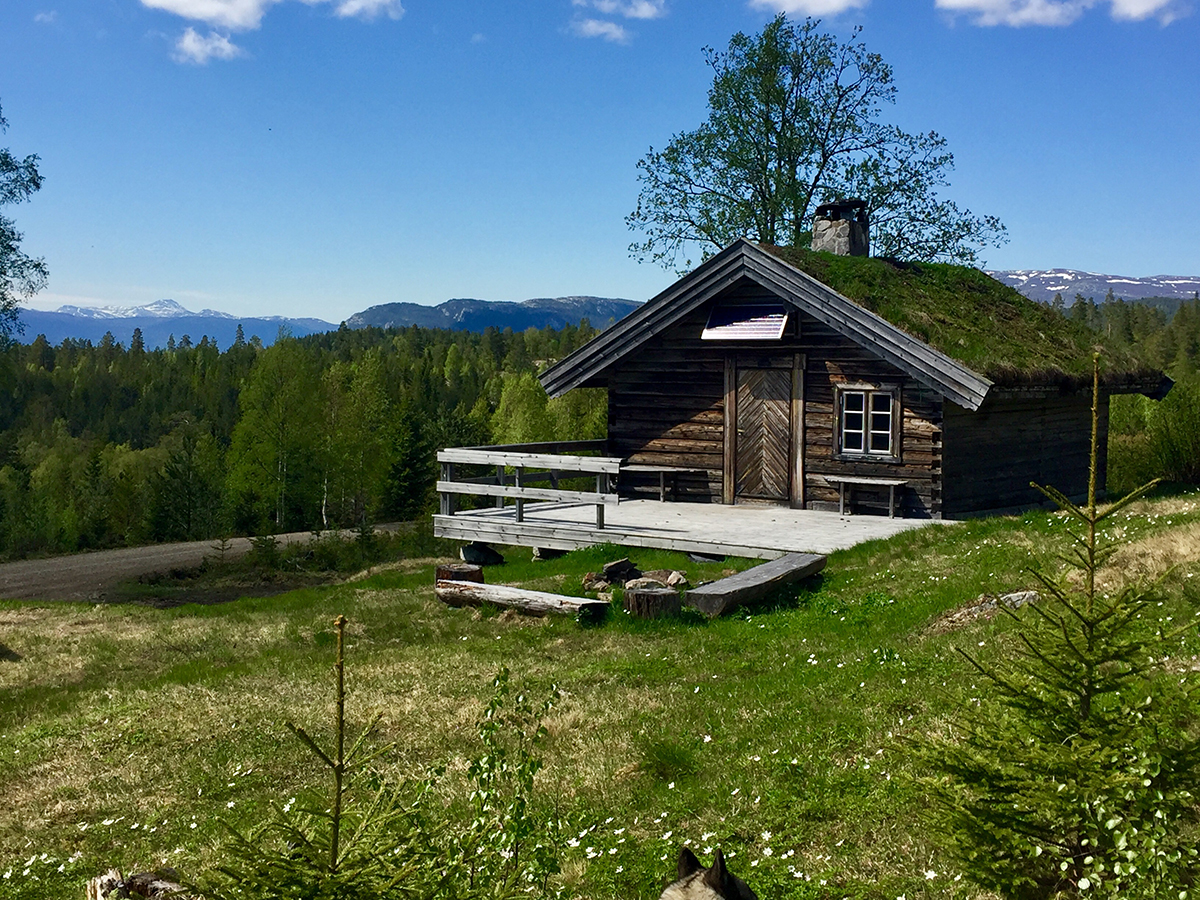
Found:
[434,499,943,560]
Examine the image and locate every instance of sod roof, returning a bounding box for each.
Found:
[761,244,1160,388]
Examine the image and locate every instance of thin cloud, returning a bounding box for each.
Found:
[570,17,631,41]
[328,0,404,21]
[173,27,243,63]
[142,0,280,31]
[936,0,1186,25]
[142,0,405,63]
[1109,0,1185,20]
[142,0,403,28]
[748,0,869,13]
[935,0,1089,25]
[572,0,667,18]
[34,10,58,24]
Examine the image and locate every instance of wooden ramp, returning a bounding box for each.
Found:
[686,552,826,617]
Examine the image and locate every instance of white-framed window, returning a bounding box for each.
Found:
[838,388,897,457]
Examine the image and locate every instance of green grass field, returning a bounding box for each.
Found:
[2,492,1199,899]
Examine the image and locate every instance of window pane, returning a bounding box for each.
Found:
[844,412,864,432]
[844,392,864,412]
[870,431,891,452]
[871,393,891,413]
[843,430,864,452]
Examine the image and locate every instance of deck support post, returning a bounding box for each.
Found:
[596,472,608,528]
[495,465,505,508]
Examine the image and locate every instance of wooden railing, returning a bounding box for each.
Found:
[436,441,622,529]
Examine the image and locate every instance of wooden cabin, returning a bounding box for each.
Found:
[539,239,1170,519]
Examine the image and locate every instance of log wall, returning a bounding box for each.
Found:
[942,392,1109,516]
[607,302,727,500]
[605,282,944,517]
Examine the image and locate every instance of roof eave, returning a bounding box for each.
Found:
[540,239,756,397]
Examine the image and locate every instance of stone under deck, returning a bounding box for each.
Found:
[434,499,944,560]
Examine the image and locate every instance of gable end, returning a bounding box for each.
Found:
[540,240,993,410]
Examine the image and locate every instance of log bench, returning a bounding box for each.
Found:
[822,475,908,518]
[686,552,826,617]
[619,464,708,502]
[435,570,609,622]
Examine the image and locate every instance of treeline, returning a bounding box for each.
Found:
[1071,290,1200,490]
[2,288,1198,560]
[0,323,606,558]
[1058,289,1200,375]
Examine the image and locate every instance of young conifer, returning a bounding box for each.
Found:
[921,355,1200,899]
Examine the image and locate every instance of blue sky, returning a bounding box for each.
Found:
[2,0,1197,323]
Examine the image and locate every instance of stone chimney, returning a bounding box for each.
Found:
[811,199,869,257]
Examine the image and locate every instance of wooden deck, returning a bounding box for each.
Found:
[434,499,942,560]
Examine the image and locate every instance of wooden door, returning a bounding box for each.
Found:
[734,367,792,501]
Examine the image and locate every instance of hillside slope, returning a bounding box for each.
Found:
[347,296,640,332]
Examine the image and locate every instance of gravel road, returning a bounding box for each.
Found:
[0,531,333,602]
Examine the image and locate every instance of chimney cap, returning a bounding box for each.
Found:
[814,199,868,223]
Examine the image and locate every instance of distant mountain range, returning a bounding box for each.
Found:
[988,269,1200,305]
[17,300,333,349]
[15,295,642,348]
[346,296,641,332]
[16,272,1198,351]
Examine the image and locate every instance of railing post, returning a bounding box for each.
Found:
[596,472,608,529]
[441,462,456,516]
[495,465,505,509]
[515,467,525,523]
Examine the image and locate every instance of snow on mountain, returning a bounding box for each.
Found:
[987,269,1200,304]
[17,300,335,349]
[50,298,248,320]
[53,298,209,319]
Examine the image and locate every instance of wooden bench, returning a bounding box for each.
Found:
[619,464,708,502]
[822,475,908,518]
[686,552,826,617]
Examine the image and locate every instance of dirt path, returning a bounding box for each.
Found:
[0,531,336,602]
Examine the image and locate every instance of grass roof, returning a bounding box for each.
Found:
[762,245,1158,387]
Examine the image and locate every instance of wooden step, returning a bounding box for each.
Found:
[686,552,826,617]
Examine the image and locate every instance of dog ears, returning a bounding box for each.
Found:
[677,846,704,879]
[703,849,730,889]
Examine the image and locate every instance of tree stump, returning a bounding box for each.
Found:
[436,563,484,584]
[623,586,681,619]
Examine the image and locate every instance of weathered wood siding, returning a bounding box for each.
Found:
[798,314,942,519]
[606,302,726,500]
[942,392,1109,516]
[604,281,944,516]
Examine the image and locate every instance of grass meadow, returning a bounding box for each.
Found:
[2,491,1199,899]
